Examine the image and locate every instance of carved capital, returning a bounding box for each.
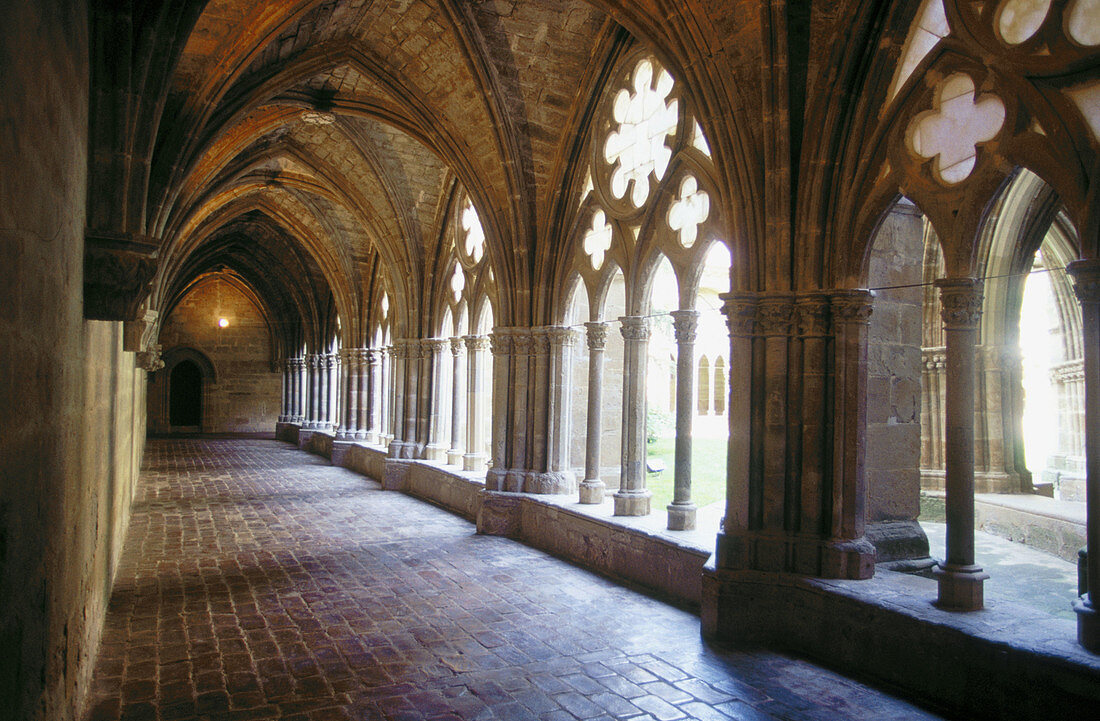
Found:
[584,321,609,350]
[936,278,983,329]
[83,231,159,321]
[795,294,832,336]
[1068,259,1100,305]
[450,337,466,356]
[670,309,699,344]
[829,289,874,326]
[424,338,448,355]
[546,325,576,348]
[618,315,650,341]
[464,334,491,353]
[720,292,756,337]
[136,344,164,372]
[755,298,793,336]
[489,330,512,356]
[123,308,159,353]
[511,330,534,356]
[307,354,321,369]
[531,328,551,355]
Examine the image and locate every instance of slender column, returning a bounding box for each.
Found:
[487,330,512,488]
[389,342,407,456]
[716,294,754,566]
[365,349,380,443]
[281,358,292,422]
[463,335,490,471]
[295,357,307,424]
[328,353,341,431]
[546,326,577,491]
[580,322,609,503]
[318,354,330,428]
[614,316,652,516]
[336,350,351,438]
[355,349,368,441]
[506,330,531,491]
[448,338,466,465]
[528,329,551,490]
[403,341,422,458]
[933,278,989,610]
[384,345,395,444]
[1068,259,1100,651]
[668,310,700,529]
[425,338,449,461]
[308,354,321,429]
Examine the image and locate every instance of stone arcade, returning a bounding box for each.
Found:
[2,1,1100,720]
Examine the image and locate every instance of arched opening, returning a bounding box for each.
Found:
[170,360,203,429]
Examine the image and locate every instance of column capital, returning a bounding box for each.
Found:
[792,293,831,336]
[423,338,448,354]
[755,297,794,336]
[136,344,164,372]
[307,354,321,369]
[546,325,576,348]
[366,348,383,365]
[584,321,609,350]
[670,309,700,344]
[450,337,466,356]
[511,329,534,356]
[720,292,756,337]
[464,334,491,353]
[532,328,551,355]
[1068,258,1100,304]
[489,329,512,356]
[618,315,650,341]
[935,277,984,329]
[829,289,874,326]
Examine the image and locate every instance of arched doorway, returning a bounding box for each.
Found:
[169,360,202,430]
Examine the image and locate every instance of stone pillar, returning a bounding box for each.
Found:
[389,342,406,457]
[668,310,699,530]
[933,278,989,611]
[921,347,947,488]
[546,326,577,492]
[487,330,512,488]
[719,294,753,545]
[1068,259,1100,651]
[328,353,341,431]
[505,330,531,491]
[403,340,422,459]
[614,316,651,516]
[318,354,330,429]
[356,349,369,441]
[336,349,352,438]
[580,322,609,504]
[365,349,380,443]
[380,346,392,444]
[528,329,551,490]
[295,357,307,424]
[308,354,321,429]
[281,358,292,422]
[425,338,449,461]
[448,338,465,465]
[463,335,490,472]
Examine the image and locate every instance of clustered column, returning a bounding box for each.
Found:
[545,326,577,491]
[580,322,608,504]
[668,310,699,530]
[448,338,466,466]
[307,353,321,429]
[366,348,381,443]
[487,330,511,488]
[615,316,651,516]
[464,335,490,471]
[1068,258,1100,651]
[933,278,989,611]
[425,338,449,461]
[355,349,369,441]
[389,342,406,456]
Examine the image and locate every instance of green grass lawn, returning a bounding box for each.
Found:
[644,435,727,510]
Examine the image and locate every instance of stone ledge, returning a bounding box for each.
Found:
[702,567,1100,720]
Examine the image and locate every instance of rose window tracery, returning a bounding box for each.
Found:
[907,73,1005,184]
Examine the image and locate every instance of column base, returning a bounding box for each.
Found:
[933,563,989,611]
[712,530,875,579]
[579,478,605,504]
[424,443,448,461]
[504,469,526,492]
[355,430,368,442]
[485,467,507,491]
[446,449,464,466]
[525,470,576,495]
[666,502,697,530]
[463,453,487,472]
[613,489,651,516]
[1073,595,1100,652]
[387,440,406,457]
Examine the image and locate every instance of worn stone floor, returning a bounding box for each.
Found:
[84,439,948,721]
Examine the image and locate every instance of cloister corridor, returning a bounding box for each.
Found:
[82,439,944,721]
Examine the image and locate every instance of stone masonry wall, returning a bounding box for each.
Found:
[0,4,147,719]
[153,277,281,433]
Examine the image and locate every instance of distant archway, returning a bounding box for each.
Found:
[170,360,203,428]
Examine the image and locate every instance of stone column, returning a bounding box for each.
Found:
[365,349,381,443]
[337,349,352,438]
[487,330,512,488]
[403,340,422,459]
[425,338,449,461]
[356,349,369,441]
[545,326,577,492]
[281,358,292,422]
[528,329,551,491]
[389,342,406,457]
[379,347,390,443]
[319,354,330,429]
[328,353,341,431]
[308,354,321,429]
[463,335,490,471]
[580,322,609,504]
[668,310,700,530]
[1068,259,1100,651]
[295,357,307,424]
[506,330,531,491]
[448,338,465,465]
[716,293,755,564]
[614,316,651,516]
[933,278,989,610]
[921,347,947,488]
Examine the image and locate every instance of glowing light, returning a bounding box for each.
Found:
[218,317,229,328]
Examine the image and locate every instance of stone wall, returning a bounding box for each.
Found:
[0,4,146,718]
[151,277,281,433]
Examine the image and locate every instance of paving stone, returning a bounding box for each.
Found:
[82,439,947,721]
